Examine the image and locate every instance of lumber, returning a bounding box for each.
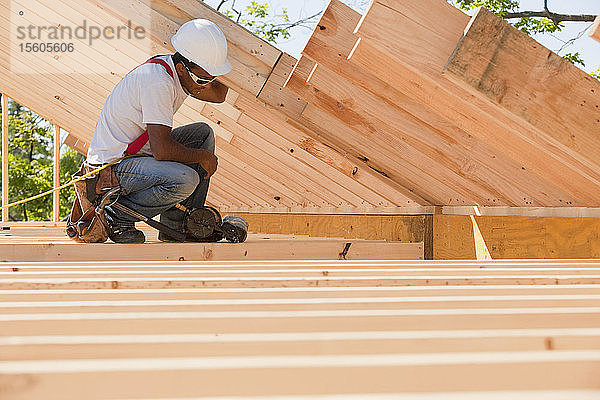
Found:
[257,52,308,119]
[0,240,424,263]
[2,274,599,290]
[3,334,600,362]
[1,353,599,399]
[3,309,600,336]
[2,295,600,315]
[5,285,600,302]
[233,95,420,206]
[294,62,514,205]
[236,113,391,207]
[354,1,600,206]
[444,7,600,167]
[589,15,600,43]
[62,134,88,156]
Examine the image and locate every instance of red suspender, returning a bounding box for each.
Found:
[125,58,175,155]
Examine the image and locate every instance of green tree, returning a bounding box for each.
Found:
[212,0,322,44]
[0,99,83,222]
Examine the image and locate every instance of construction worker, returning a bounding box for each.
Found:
[86,19,231,243]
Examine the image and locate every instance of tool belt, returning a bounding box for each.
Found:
[65,162,120,243]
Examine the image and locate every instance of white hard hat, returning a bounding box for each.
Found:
[171,19,232,76]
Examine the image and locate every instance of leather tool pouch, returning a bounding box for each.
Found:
[65,162,120,243]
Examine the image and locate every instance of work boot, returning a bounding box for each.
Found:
[221,215,249,243]
[108,225,145,244]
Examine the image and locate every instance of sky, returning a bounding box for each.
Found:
[204,0,600,73]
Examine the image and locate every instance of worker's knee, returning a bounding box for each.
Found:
[191,122,215,153]
[173,122,215,153]
[173,165,200,200]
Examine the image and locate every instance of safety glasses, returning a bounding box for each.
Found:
[183,62,216,86]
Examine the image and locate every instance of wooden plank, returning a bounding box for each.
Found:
[0,240,424,263]
[442,206,600,218]
[63,134,89,156]
[52,126,60,223]
[7,274,600,290]
[257,52,308,118]
[3,331,600,361]
[303,0,574,208]
[215,138,317,208]
[5,285,600,303]
[1,93,7,222]
[9,266,600,279]
[444,7,600,168]
[226,213,431,242]
[1,353,600,399]
[3,295,600,315]
[354,1,600,206]
[3,309,600,337]
[591,15,600,43]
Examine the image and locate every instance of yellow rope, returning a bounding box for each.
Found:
[0,158,122,212]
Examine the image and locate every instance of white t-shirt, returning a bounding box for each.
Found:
[87,55,188,164]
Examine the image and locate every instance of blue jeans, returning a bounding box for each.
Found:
[104,122,216,231]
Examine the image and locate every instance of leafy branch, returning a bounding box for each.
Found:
[209,0,322,44]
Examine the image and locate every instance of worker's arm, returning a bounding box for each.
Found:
[188,80,229,104]
[146,123,218,179]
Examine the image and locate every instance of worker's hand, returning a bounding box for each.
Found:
[199,149,218,179]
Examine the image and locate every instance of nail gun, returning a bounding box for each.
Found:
[175,204,248,243]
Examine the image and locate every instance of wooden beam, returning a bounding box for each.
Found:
[0,239,424,263]
[442,206,600,218]
[52,126,61,223]
[590,15,600,43]
[3,309,600,336]
[4,331,600,362]
[62,134,89,156]
[444,7,600,168]
[1,93,8,222]
[256,52,308,119]
[1,353,599,398]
